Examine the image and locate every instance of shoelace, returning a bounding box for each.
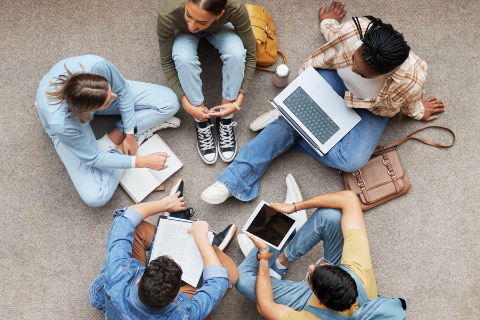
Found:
[197,123,215,151]
[184,207,195,219]
[218,121,237,148]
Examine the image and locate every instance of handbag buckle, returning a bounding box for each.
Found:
[382,156,392,166]
[357,180,366,190]
[352,170,361,177]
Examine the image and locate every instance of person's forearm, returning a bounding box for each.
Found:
[196,237,222,268]
[235,93,245,108]
[296,190,358,212]
[256,258,274,315]
[129,199,168,220]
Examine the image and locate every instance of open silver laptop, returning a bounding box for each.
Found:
[268,66,361,157]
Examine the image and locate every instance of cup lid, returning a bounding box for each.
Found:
[275,64,290,77]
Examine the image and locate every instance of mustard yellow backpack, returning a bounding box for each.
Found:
[245,3,286,71]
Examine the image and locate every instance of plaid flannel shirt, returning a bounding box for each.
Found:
[300,18,428,120]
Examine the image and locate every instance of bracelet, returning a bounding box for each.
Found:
[257,253,274,260]
[232,101,240,110]
[293,202,297,212]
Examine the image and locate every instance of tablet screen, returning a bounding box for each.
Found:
[245,204,296,247]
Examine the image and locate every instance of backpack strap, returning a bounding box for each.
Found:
[339,266,370,306]
[255,50,287,72]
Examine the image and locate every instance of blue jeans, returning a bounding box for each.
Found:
[172,22,246,106]
[236,208,344,310]
[53,81,179,207]
[218,69,389,201]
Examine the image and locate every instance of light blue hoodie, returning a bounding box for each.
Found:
[36,55,134,169]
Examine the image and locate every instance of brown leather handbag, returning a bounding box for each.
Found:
[245,3,286,71]
[340,126,456,210]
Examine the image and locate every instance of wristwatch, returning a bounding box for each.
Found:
[257,253,274,260]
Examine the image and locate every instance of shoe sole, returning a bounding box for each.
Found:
[217,225,237,251]
[249,109,281,131]
[169,178,183,196]
[286,174,303,202]
[164,116,181,128]
[200,190,231,204]
[286,174,308,228]
[237,234,254,257]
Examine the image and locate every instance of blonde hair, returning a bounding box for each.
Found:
[45,63,110,124]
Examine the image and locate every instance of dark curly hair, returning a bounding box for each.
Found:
[138,256,183,309]
[356,16,411,76]
[309,265,358,311]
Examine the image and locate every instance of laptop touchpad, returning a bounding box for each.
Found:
[308,84,343,118]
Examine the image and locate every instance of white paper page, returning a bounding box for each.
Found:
[136,135,183,184]
[119,168,159,203]
[149,219,215,287]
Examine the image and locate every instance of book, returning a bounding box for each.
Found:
[120,134,183,203]
[148,216,216,287]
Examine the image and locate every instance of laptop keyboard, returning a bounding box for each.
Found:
[283,87,339,144]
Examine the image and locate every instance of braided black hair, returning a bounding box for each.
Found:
[354,16,411,75]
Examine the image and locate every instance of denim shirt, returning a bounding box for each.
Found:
[36,55,134,169]
[89,207,231,320]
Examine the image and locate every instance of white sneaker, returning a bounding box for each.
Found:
[285,174,308,231]
[97,133,118,152]
[249,109,281,131]
[138,116,181,145]
[237,233,255,257]
[201,181,232,204]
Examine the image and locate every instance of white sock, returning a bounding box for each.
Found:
[222,112,233,120]
[275,259,288,270]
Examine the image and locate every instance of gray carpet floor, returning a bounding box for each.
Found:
[1,0,478,319]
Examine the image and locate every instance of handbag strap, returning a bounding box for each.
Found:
[373,126,456,154]
[256,50,287,72]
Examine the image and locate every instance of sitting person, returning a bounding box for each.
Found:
[157,0,256,164]
[200,1,445,204]
[89,183,239,320]
[36,55,180,207]
[235,190,383,320]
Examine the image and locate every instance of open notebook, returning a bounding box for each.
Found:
[119,134,183,203]
[148,216,216,287]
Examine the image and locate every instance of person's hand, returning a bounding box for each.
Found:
[247,234,269,255]
[188,105,211,121]
[319,1,346,23]
[163,191,186,213]
[270,202,296,214]
[138,152,169,170]
[187,220,210,242]
[182,96,210,121]
[421,97,445,121]
[208,103,238,118]
[123,134,138,155]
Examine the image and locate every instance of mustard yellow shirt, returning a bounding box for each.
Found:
[282,229,377,320]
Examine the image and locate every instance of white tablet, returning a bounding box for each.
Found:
[242,201,298,250]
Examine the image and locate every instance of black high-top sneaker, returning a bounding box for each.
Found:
[213,224,237,251]
[165,178,195,220]
[196,119,218,164]
[216,117,237,162]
